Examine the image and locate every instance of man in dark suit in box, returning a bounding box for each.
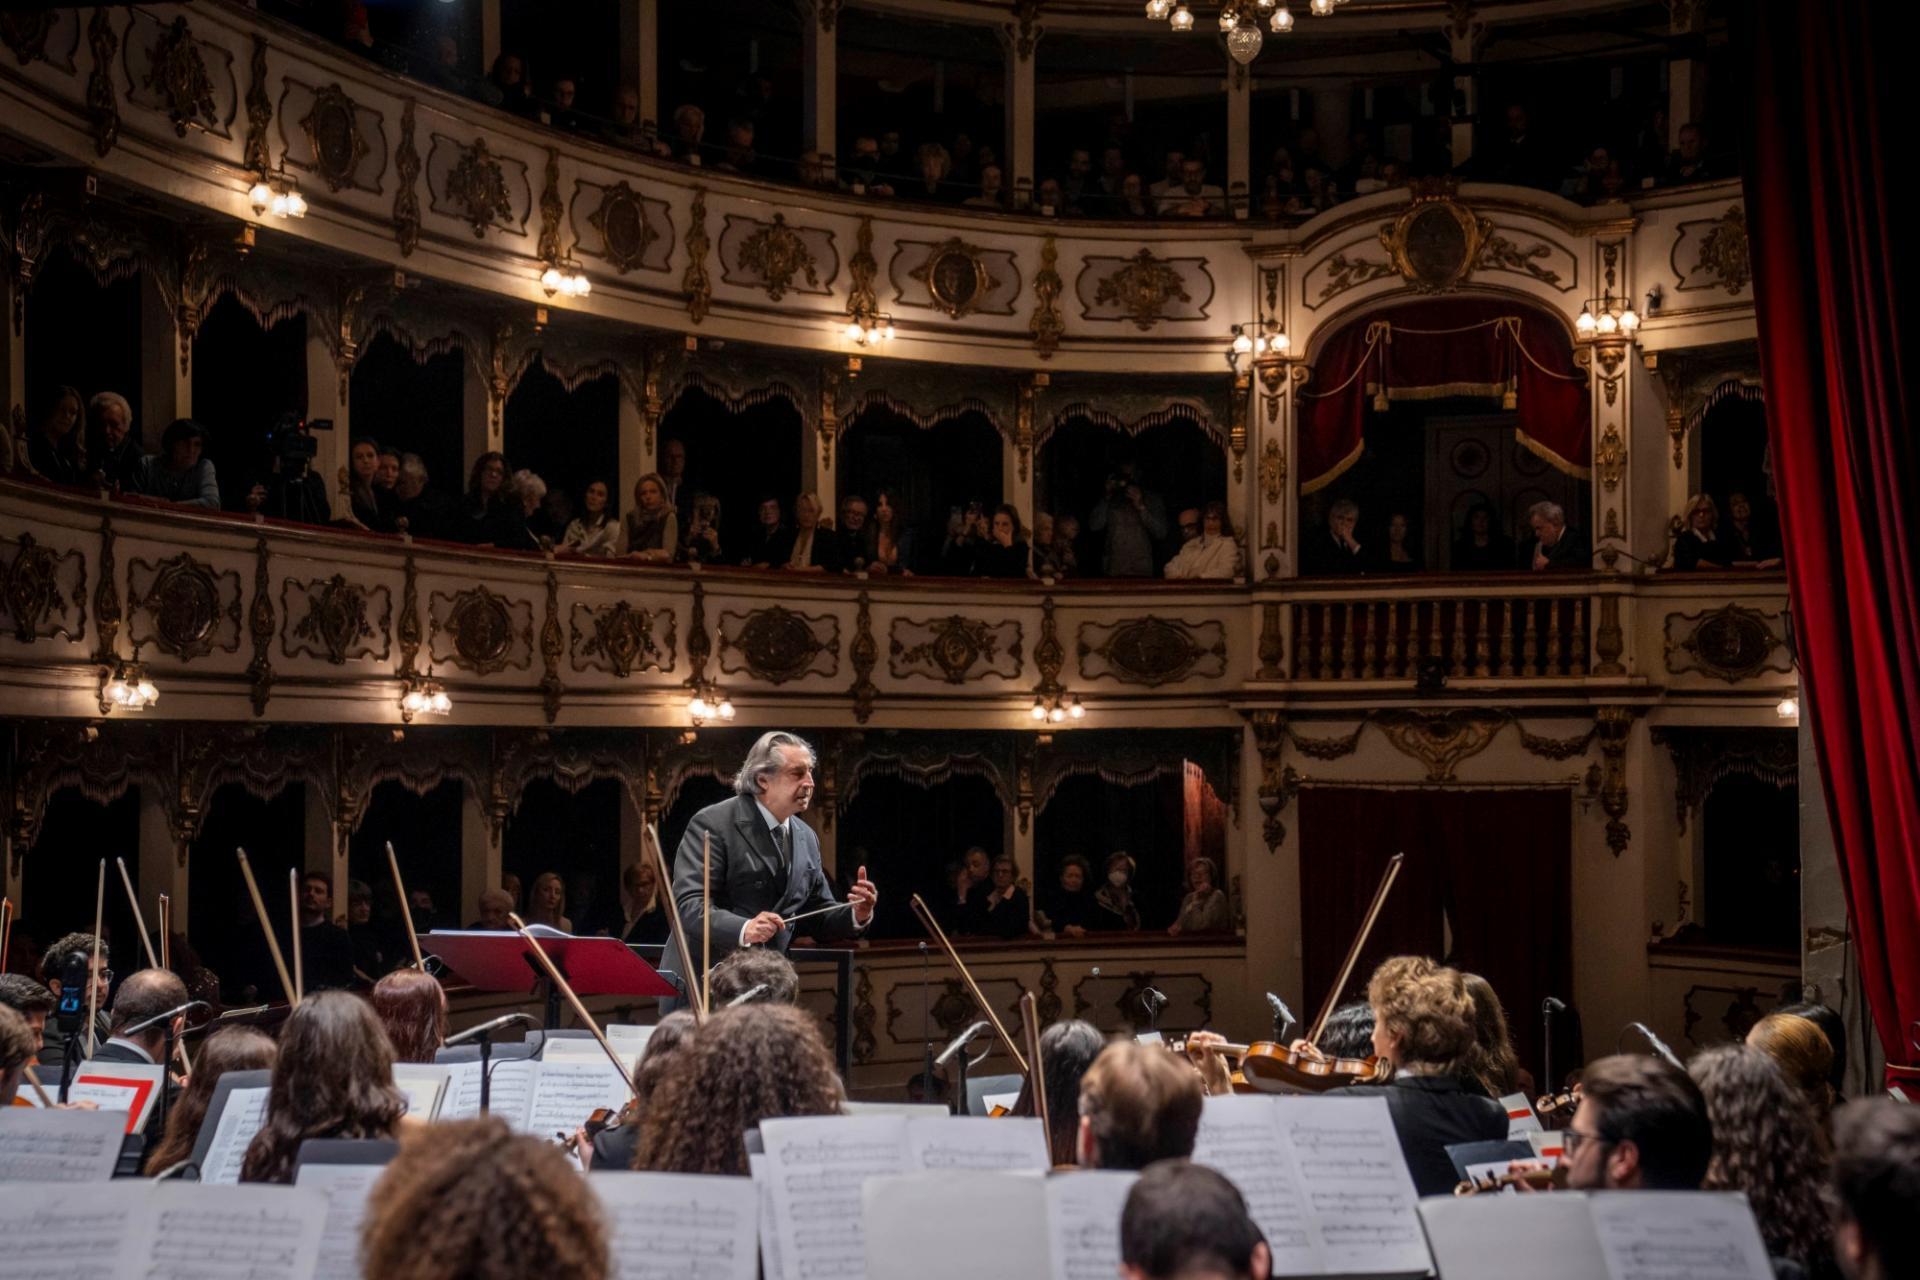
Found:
[674,731,877,965]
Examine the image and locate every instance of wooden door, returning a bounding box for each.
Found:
[1426,415,1585,570]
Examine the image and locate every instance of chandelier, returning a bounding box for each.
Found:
[687,676,737,727]
[1575,293,1640,339]
[399,671,452,722]
[1145,0,1347,63]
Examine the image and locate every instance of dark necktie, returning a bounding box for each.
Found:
[774,822,791,872]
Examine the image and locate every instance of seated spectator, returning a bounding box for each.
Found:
[636,1004,844,1175]
[561,479,621,556]
[1120,1160,1272,1280]
[1043,513,1081,578]
[344,436,396,532]
[138,418,220,508]
[1522,499,1588,571]
[374,445,400,494]
[1563,1051,1712,1190]
[1039,854,1096,938]
[1300,165,1337,214]
[1662,122,1714,186]
[1316,1001,1376,1059]
[1164,501,1241,580]
[1831,1099,1920,1280]
[1148,151,1185,204]
[1747,1011,1837,1134]
[416,33,472,98]
[835,494,872,572]
[468,887,514,931]
[240,990,406,1183]
[1076,1039,1203,1169]
[523,871,572,932]
[1115,173,1155,219]
[937,503,986,575]
[1451,501,1514,572]
[346,879,387,982]
[1060,148,1094,212]
[620,472,678,561]
[796,151,838,190]
[392,453,456,540]
[1303,498,1368,576]
[708,947,800,1006]
[546,75,584,131]
[657,437,691,522]
[975,855,1032,940]
[86,391,141,491]
[741,495,793,568]
[508,469,549,548]
[679,491,723,564]
[973,504,1031,578]
[1689,1044,1837,1278]
[455,451,510,544]
[670,103,706,163]
[964,164,1006,210]
[363,1117,609,1280]
[842,136,894,196]
[142,1026,275,1174]
[1092,852,1142,931]
[1342,957,1507,1195]
[867,488,914,575]
[1461,973,1524,1099]
[1724,491,1784,567]
[1672,493,1730,571]
[1036,177,1078,218]
[604,83,665,155]
[487,52,538,118]
[714,119,766,177]
[25,383,86,485]
[587,858,668,945]
[784,490,835,571]
[371,968,448,1064]
[1381,511,1421,571]
[1159,159,1224,217]
[946,845,993,934]
[1091,466,1169,577]
[245,419,330,523]
[1566,146,1617,204]
[948,132,978,185]
[1169,857,1228,936]
[542,483,575,538]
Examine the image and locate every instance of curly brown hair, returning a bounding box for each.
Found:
[1460,973,1522,1097]
[371,969,448,1064]
[361,1117,608,1280]
[1688,1044,1835,1270]
[634,1004,843,1175]
[1366,956,1476,1072]
[144,1027,277,1174]
[240,991,406,1184]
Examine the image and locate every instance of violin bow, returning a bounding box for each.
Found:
[86,860,104,1056]
[114,858,191,1074]
[1019,990,1051,1159]
[0,896,12,974]
[235,848,297,1007]
[910,894,1028,1077]
[289,869,306,1004]
[506,912,641,1099]
[1304,852,1404,1047]
[157,894,171,972]
[701,830,712,1014]
[645,822,707,1023]
[386,842,426,969]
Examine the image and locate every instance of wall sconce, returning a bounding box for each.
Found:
[247,173,307,220]
[539,257,591,298]
[688,677,736,726]
[399,671,452,722]
[1227,321,1289,374]
[1029,692,1085,724]
[1575,294,1640,338]
[103,659,159,711]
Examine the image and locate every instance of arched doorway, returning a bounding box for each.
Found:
[840,403,1004,575]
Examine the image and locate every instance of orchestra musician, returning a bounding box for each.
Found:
[0,1005,35,1106]
[673,731,877,963]
[1076,1039,1204,1170]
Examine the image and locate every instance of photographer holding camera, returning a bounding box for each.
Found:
[246,413,332,525]
[1089,463,1168,578]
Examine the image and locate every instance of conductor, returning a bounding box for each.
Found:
[674,731,878,964]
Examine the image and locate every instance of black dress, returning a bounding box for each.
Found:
[1671,531,1730,571]
[1041,885,1096,934]
[973,540,1031,579]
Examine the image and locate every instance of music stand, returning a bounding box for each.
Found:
[423,929,677,1017]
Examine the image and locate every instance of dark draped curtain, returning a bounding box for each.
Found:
[1741,3,1920,1084]
[1298,787,1574,1078]
[1298,298,1589,496]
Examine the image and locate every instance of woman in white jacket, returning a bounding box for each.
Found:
[1163,501,1242,580]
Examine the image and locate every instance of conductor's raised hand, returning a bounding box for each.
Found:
[848,865,878,926]
[743,911,785,945]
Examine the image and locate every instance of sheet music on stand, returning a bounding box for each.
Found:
[0,1181,328,1280]
[1417,1190,1775,1280]
[591,1170,759,1280]
[860,1169,1139,1280]
[0,1106,126,1182]
[435,1058,631,1136]
[295,1162,388,1280]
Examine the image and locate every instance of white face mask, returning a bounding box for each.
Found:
[1108,871,1128,888]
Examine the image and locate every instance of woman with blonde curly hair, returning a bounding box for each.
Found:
[1342,956,1507,1195]
[362,1117,608,1280]
[1688,1044,1837,1277]
[635,1004,844,1175]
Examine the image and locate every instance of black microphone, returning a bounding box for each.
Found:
[935,1021,991,1068]
[1266,993,1296,1041]
[120,1000,210,1037]
[1542,997,1566,1093]
[445,1011,535,1046]
[725,983,770,1008]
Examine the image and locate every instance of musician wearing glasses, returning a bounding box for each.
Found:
[673,731,878,963]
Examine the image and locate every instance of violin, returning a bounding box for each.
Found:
[1452,1163,1568,1196]
[1535,1083,1581,1120]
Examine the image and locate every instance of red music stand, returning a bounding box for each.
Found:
[423,929,677,999]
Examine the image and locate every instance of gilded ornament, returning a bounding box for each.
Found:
[723,606,838,683]
[571,601,670,678]
[1247,710,1299,852]
[910,237,1000,320]
[540,571,564,723]
[300,83,369,193]
[1693,205,1750,295]
[1316,250,1397,303]
[1595,706,1636,855]
[1474,232,1563,288]
[0,12,54,66]
[1286,721,1364,760]
[1078,617,1225,687]
[1,532,83,644]
[437,584,526,675]
[737,213,819,302]
[847,217,879,320]
[393,99,421,256]
[447,137,514,239]
[1369,708,1508,782]
[537,148,564,265]
[145,16,218,139]
[1033,596,1065,696]
[246,539,273,715]
[891,615,1020,684]
[684,188,712,324]
[92,517,119,663]
[849,590,878,723]
[128,552,239,661]
[1595,422,1627,492]
[286,574,387,665]
[86,7,118,157]
[1260,438,1285,504]
[588,181,657,274]
[1094,248,1191,331]
[243,34,272,174]
[1006,0,1045,60]
[1028,234,1065,358]
[1665,603,1789,682]
[396,556,422,675]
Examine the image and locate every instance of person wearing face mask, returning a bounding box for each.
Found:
[1092,852,1142,932]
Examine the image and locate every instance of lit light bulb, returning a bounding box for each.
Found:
[1232,330,1254,355]
[249,181,273,214]
[1146,0,1172,16]
[1270,331,1291,352]
[1030,701,1049,721]
[882,323,896,340]
[689,696,711,720]
[285,191,307,217]
[1219,9,1237,30]
[1310,0,1334,13]
[1618,308,1639,332]
[845,321,865,340]
[1069,699,1086,720]
[1271,6,1293,30]
[1776,696,1799,720]
[430,689,452,715]
[1596,311,1619,334]
[1575,307,1597,335]
[1049,705,1066,724]
[1257,0,1275,8]
[1170,6,1195,30]
[717,698,736,721]
[541,266,563,295]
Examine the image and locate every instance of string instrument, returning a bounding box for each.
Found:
[1174,853,1404,1094]
[386,842,426,970]
[1452,1164,1568,1196]
[645,821,708,1024]
[910,894,1029,1077]
[1534,1083,1581,1120]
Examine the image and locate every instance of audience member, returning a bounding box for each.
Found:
[785,490,835,571]
[363,1116,609,1280]
[86,391,141,490]
[344,437,394,531]
[708,946,801,1006]
[524,871,573,932]
[1485,103,1559,190]
[1040,513,1081,578]
[346,879,386,982]
[1164,502,1240,580]
[374,445,400,494]
[590,859,671,945]
[468,887,514,931]
[505,468,548,548]
[1688,1044,1838,1278]
[1120,1160,1272,1280]
[1169,857,1229,936]
[636,1004,844,1175]
[1451,501,1513,571]
[1382,511,1421,571]
[964,165,1005,210]
[973,504,1032,578]
[621,473,678,561]
[1747,1011,1837,1134]
[741,495,793,567]
[1460,973,1524,1098]
[1304,498,1369,575]
[835,494,872,572]
[1040,855,1096,938]
[1092,851,1143,931]
[975,854,1032,940]
[680,491,724,563]
[670,103,707,163]
[393,453,456,540]
[25,383,86,485]
[1724,491,1785,567]
[1672,493,1729,570]
[1115,174,1154,219]
[1036,177,1075,218]
[1562,1052,1712,1190]
[1077,1039,1203,1169]
[246,419,331,523]
[486,53,538,117]
[1317,1001,1377,1059]
[297,871,357,992]
[561,479,621,556]
[937,503,987,575]
[241,990,406,1183]
[1148,151,1185,204]
[1343,956,1506,1195]
[1159,159,1225,217]
[143,1026,276,1174]
[1663,122,1714,186]
[371,968,448,1063]
[867,489,914,575]
[1523,500,1588,571]
[137,418,220,508]
[1090,466,1168,577]
[457,451,512,545]
[946,845,993,933]
[1830,1099,1920,1280]
[909,143,954,203]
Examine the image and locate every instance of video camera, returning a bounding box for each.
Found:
[263,412,322,471]
[54,948,89,1034]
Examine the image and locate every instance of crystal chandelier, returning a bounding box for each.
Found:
[1148,0,1344,61]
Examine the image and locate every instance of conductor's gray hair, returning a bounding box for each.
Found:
[735,732,817,797]
[1529,500,1566,527]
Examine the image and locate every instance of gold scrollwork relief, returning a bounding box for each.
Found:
[393,99,421,256]
[908,237,1001,320]
[1378,187,1491,293]
[282,574,393,665]
[1595,706,1638,856]
[1260,438,1286,505]
[1370,708,1509,782]
[127,553,241,662]
[1247,709,1298,852]
[732,213,823,301]
[1077,617,1226,687]
[539,571,564,723]
[1091,247,1194,330]
[1316,250,1397,304]
[1029,235,1065,358]
[430,585,533,676]
[300,83,371,193]
[0,12,56,66]
[86,8,119,156]
[242,34,271,174]
[1664,603,1793,682]
[889,615,1023,684]
[1,531,87,645]
[1672,205,1751,296]
[145,16,218,139]
[569,600,675,678]
[245,539,273,715]
[684,188,712,324]
[718,606,840,684]
[588,180,658,274]
[445,137,515,238]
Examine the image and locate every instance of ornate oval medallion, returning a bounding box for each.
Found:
[736,607,824,683]
[450,589,515,671]
[1104,618,1202,685]
[150,559,219,657]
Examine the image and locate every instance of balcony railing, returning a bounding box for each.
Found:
[1289,588,1592,681]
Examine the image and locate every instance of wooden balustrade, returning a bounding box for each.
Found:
[1289,591,1592,680]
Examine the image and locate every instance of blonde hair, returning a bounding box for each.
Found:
[1747,1012,1836,1126]
[1366,956,1477,1072]
[1683,493,1720,526]
[1077,1040,1203,1170]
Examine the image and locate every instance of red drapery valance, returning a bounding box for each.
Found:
[1297,298,1591,495]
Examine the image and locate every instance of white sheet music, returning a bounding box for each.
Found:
[295,1160,389,1280]
[1587,1191,1773,1280]
[0,1182,326,1280]
[1418,1193,1611,1280]
[1192,1094,1430,1277]
[904,1116,1049,1171]
[862,1171,1047,1280]
[1044,1170,1137,1280]
[391,1064,452,1121]
[440,1058,538,1128]
[0,1184,140,1279]
[749,1155,787,1280]
[200,1086,271,1185]
[593,1171,759,1280]
[761,1115,913,1280]
[526,1060,634,1139]
[0,1107,125,1182]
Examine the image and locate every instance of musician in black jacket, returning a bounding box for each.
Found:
[1341,956,1506,1195]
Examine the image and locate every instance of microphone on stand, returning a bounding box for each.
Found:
[1622,1020,1682,1070]
[1140,987,1168,1033]
[445,1011,535,1047]
[1542,997,1567,1092]
[1266,993,1296,1042]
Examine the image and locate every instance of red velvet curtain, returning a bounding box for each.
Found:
[1297,787,1574,1078]
[1298,298,1590,495]
[1742,3,1920,1081]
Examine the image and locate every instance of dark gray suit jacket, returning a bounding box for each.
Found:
[673,793,859,964]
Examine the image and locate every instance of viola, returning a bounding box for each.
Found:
[1535,1083,1581,1120]
[1452,1163,1568,1196]
[1174,1036,1392,1093]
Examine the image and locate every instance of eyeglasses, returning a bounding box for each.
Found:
[1562,1128,1611,1155]
[95,969,114,985]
